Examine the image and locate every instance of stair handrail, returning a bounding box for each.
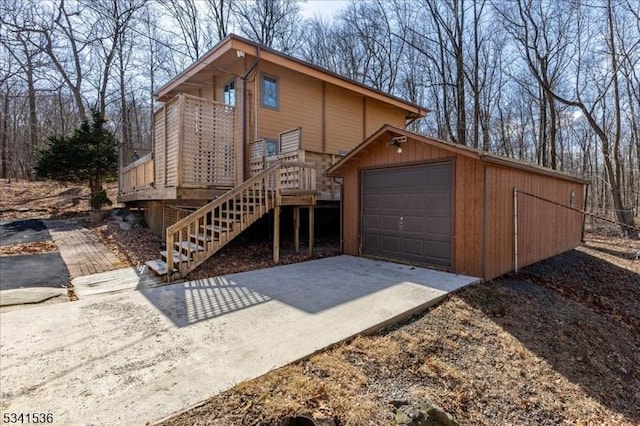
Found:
[165,160,316,275]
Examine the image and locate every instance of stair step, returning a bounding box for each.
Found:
[190,232,216,243]
[175,241,204,252]
[220,211,246,219]
[145,259,175,276]
[231,200,254,211]
[202,224,230,233]
[160,250,189,263]
[213,217,235,226]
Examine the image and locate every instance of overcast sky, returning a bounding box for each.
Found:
[299,0,349,19]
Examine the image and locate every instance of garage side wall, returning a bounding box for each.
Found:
[485,166,585,279]
[340,137,484,278]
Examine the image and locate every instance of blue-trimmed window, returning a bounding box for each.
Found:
[223,79,236,106]
[261,74,278,109]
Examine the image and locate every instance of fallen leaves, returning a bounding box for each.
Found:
[0,241,58,256]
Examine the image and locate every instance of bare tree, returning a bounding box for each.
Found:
[159,0,211,61]
[203,0,234,41]
[232,0,303,53]
[500,0,637,237]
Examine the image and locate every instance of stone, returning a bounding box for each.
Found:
[125,213,145,227]
[90,211,107,224]
[119,221,132,231]
[392,400,458,426]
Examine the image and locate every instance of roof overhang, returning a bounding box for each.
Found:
[479,154,590,184]
[327,125,477,177]
[155,35,428,119]
[328,125,590,186]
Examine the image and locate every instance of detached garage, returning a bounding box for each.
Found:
[327,125,589,280]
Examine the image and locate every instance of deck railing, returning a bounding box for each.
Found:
[120,153,154,194]
[120,94,236,196]
[250,148,340,200]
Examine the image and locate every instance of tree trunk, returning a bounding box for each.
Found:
[27,55,38,179]
[1,90,8,179]
[548,98,558,170]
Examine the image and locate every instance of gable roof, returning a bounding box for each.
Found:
[155,34,428,119]
[327,125,590,185]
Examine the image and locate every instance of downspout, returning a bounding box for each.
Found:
[406,107,427,129]
[406,116,419,128]
[241,48,260,181]
[332,176,344,252]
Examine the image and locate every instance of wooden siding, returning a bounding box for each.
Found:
[252,64,408,156]
[325,84,364,154]
[143,201,165,237]
[254,62,323,152]
[364,98,406,137]
[339,136,484,278]
[484,165,585,279]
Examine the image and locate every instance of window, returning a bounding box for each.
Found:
[223,79,236,106]
[265,139,279,157]
[261,74,278,109]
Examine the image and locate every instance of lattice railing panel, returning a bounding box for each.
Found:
[279,128,301,153]
[153,107,166,188]
[165,100,180,187]
[182,95,235,187]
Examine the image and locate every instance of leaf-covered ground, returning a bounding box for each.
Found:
[0,178,119,220]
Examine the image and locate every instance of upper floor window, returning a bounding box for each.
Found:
[223,79,236,106]
[261,74,278,109]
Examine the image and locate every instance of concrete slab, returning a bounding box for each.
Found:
[0,252,69,290]
[72,266,166,298]
[0,287,67,306]
[0,219,50,246]
[0,255,480,425]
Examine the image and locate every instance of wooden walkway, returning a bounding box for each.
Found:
[72,266,165,298]
[45,220,126,278]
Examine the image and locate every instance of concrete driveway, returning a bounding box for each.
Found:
[0,255,480,425]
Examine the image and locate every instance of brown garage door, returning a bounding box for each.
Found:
[361,163,453,267]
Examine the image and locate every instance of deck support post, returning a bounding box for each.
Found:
[293,206,300,253]
[273,205,281,264]
[308,206,314,257]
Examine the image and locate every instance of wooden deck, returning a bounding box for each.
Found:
[118,104,341,203]
[118,94,236,201]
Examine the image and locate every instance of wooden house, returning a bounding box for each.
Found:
[327,126,589,280]
[117,35,426,278]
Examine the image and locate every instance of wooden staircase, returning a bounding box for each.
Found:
[146,161,316,281]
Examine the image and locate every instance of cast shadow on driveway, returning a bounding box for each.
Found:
[139,255,477,328]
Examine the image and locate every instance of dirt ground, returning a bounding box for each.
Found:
[2,180,639,425]
[0,178,120,221]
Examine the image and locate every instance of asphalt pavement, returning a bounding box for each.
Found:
[0,219,69,291]
[0,219,50,246]
[0,252,69,290]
